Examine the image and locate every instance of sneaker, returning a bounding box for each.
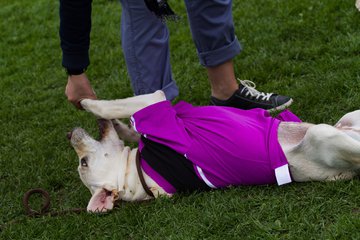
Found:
[210,79,293,112]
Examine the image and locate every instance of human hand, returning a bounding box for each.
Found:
[65,73,97,109]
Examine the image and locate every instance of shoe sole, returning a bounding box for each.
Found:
[268,98,294,113]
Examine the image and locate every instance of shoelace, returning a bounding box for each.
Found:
[238,79,273,101]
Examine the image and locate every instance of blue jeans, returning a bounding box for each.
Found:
[119,0,242,100]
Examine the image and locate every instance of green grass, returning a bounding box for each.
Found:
[1,0,360,239]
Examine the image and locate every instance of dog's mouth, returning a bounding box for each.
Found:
[87,188,120,213]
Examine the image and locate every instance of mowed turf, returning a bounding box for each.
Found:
[0,0,359,239]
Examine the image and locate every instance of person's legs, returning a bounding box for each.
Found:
[185,0,292,111]
[119,0,178,100]
[184,0,240,99]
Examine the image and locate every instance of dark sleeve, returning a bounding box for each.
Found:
[59,0,92,70]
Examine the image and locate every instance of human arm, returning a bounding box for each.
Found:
[59,0,92,71]
[59,0,96,108]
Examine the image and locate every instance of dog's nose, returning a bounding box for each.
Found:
[66,131,73,140]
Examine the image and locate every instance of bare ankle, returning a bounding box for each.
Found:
[207,60,238,100]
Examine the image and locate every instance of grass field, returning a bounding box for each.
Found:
[1,0,360,239]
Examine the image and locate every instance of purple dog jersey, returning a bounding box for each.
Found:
[131,101,301,194]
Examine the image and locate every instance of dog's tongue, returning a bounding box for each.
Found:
[87,188,115,213]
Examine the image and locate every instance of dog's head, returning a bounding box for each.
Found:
[68,119,128,213]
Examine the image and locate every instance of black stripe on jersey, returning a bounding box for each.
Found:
[140,136,210,193]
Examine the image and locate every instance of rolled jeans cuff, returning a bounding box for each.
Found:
[160,80,179,101]
[136,79,179,102]
[198,37,242,67]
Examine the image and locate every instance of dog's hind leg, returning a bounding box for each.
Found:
[286,124,360,182]
[80,90,166,119]
[334,110,360,142]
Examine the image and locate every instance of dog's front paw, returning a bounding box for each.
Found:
[80,99,106,118]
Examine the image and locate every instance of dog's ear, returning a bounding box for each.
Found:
[87,188,116,213]
[112,119,140,142]
[97,119,124,146]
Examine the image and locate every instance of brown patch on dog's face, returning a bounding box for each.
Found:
[97,119,111,140]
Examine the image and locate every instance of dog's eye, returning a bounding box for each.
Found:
[80,157,88,167]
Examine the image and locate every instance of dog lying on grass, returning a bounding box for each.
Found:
[68,91,360,212]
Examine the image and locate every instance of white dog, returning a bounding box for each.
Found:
[68,91,360,212]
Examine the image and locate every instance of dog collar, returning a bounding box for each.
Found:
[136,150,155,198]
